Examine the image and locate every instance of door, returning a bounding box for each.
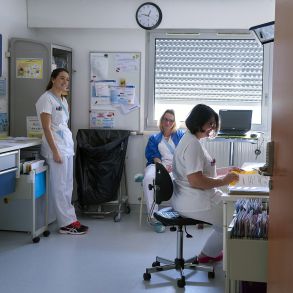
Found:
[9,39,72,137]
[9,38,51,137]
[51,44,72,128]
[268,2,293,292]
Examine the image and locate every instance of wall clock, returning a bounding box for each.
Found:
[136,2,162,30]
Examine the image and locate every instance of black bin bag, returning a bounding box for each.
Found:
[75,129,130,207]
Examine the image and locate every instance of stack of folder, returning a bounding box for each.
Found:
[22,159,45,174]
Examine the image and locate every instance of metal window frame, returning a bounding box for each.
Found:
[145,29,272,132]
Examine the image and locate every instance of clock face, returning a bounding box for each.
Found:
[136,2,162,30]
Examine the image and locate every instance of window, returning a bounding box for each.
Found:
[146,30,272,131]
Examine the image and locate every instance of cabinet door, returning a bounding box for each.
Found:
[9,38,51,137]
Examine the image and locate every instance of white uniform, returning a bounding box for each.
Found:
[36,91,77,228]
[143,138,175,217]
[172,131,223,257]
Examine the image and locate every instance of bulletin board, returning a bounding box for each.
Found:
[89,52,141,131]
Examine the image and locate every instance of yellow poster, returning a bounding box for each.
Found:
[16,58,43,79]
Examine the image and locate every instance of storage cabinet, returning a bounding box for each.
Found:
[0,166,50,243]
[227,228,268,282]
[223,194,269,293]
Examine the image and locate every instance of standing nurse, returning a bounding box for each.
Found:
[36,68,88,235]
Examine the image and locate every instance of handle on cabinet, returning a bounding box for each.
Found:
[0,167,18,176]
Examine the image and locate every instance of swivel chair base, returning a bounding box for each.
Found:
[143,223,215,288]
[143,255,215,288]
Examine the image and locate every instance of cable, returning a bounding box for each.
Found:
[255,135,264,159]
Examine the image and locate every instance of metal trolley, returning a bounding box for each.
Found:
[75,129,131,222]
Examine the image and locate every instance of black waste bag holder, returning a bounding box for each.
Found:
[75,129,130,222]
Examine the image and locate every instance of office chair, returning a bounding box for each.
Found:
[143,163,215,288]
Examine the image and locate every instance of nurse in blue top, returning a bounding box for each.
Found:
[35,68,88,235]
[143,109,184,232]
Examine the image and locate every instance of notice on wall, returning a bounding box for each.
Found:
[26,116,43,138]
[0,77,6,97]
[16,58,43,79]
[90,80,117,106]
[89,110,115,129]
[0,112,8,137]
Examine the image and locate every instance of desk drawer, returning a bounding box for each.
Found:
[0,150,18,171]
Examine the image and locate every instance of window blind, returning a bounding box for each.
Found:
[154,39,263,103]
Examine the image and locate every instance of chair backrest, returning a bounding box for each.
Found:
[154,162,173,205]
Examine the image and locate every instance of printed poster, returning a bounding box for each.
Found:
[26,116,43,138]
[90,110,115,128]
[16,58,43,79]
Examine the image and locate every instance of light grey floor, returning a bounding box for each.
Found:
[0,209,225,293]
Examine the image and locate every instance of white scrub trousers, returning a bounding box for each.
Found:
[179,200,223,257]
[47,155,77,228]
[143,164,158,218]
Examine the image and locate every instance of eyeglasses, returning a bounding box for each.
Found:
[163,117,175,123]
[207,121,217,128]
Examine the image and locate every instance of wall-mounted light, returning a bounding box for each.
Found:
[249,21,275,45]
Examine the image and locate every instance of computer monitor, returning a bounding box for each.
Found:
[218,109,252,136]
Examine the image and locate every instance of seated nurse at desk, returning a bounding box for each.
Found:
[172,104,240,263]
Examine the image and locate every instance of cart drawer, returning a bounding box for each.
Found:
[0,150,18,171]
[0,168,18,197]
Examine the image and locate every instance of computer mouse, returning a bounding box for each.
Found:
[250,133,257,138]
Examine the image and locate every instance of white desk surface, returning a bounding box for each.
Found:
[0,137,41,153]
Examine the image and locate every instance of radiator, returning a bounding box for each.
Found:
[201,138,268,168]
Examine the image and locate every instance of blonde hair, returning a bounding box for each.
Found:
[158,109,177,133]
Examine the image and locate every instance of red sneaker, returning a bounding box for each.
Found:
[197,252,223,263]
[59,221,88,235]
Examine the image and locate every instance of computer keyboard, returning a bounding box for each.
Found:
[217,132,246,137]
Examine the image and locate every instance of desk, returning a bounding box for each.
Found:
[0,137,42,177]
[223,193,269,293]
[215,135,258,166]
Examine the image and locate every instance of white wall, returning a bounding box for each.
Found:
[27,0,275,29]
[0,0,37,130]
[0,0,37,76]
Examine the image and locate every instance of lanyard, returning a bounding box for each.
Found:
[162,137,175,155]
[47,91,69,120]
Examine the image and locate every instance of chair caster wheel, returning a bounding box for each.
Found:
[32,237,40,243]
[125,205,131,214]
[143,272,151,281]
[208,271,215,279]
[114,213,121,222]
[43,230,50,237]
[177,276,185,288]
[152,261,160,267]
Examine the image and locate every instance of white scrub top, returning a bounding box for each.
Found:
[172,131,223,213]
[35,91,74,158]
[158,137,175,168]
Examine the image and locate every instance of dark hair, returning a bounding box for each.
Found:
[45,68,69,91]
[185,104,219,134]
[159,109,177,133]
